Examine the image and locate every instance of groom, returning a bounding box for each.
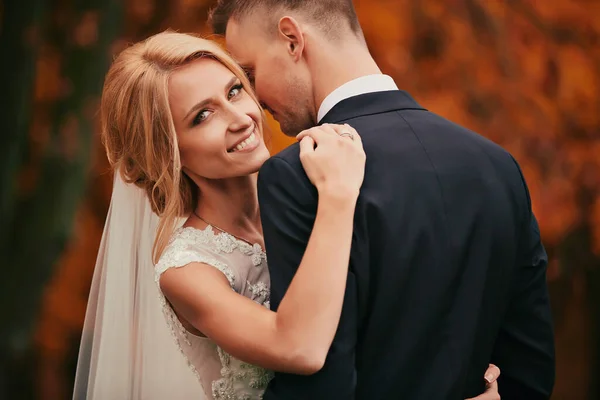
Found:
[210,1,555,399]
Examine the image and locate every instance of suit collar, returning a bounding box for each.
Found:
[317,75,399,122]
[319,90,426,124]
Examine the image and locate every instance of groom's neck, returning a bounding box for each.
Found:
[309,40,382,119]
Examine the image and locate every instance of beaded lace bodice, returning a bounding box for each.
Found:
[155,226,273,399]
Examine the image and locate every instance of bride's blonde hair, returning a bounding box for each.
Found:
[100,31,260,263]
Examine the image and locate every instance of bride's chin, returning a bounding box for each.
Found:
[248,151,271,171]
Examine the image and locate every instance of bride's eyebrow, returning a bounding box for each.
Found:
[223,75,239,90]
[183,76,239,122]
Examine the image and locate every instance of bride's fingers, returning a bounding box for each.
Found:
[319,123,341,137]
[463,363,501,400]
[299,136,315,155]
[338,124,362,145]
[484,364,501,384]
[343,124,362,145]
[326,123,362,145]
[296,124,363,150]
[296,127,330,144]
[296,124,348,143]
[488,380,499,392]
[464,380,500,400]
[483,380,499,400]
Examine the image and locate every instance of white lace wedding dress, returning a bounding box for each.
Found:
[154,225,274,400]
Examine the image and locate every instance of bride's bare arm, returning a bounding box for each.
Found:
[160,124,364,375]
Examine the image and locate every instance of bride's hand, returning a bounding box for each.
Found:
[297,123,365,200]
[465,364,501,400]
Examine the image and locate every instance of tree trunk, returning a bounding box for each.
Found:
[0,0,46,241]
[587,265,600,400]
[0,0,48,396]
[0,0,123,397]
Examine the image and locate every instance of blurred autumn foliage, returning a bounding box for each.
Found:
[0,0,598,399]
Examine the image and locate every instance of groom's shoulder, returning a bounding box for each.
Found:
[264,141,303,170]
[258,142,304,183]
[258,142,316,200]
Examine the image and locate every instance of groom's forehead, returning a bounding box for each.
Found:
[225,17,267,55]
[227,12,269,37]
[224,20,248,56]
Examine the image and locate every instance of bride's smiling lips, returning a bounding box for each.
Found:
[227,125,260,153]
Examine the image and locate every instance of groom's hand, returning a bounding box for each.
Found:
[466,364,501,400]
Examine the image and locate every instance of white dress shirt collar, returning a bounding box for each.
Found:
[317,74,399,122]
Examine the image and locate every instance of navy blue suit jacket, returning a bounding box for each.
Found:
[258,90,555,400]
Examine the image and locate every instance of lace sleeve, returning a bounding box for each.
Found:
[154,240,235,289]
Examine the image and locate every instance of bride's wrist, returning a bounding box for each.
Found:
[318,187,359,209]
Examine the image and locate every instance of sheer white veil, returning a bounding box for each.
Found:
[73,173,205,399]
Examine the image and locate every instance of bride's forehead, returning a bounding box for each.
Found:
[168,60,239,119]
[170,59,235,90]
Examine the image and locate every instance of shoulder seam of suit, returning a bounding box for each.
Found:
[264,154,316,201]
[395,110,451,234]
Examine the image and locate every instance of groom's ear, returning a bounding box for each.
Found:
[277,16,304,61]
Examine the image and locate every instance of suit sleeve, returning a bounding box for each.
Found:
[258,155,358,400]
[492,158,556,399]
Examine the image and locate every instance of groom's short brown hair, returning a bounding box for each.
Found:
[209,0,362,39]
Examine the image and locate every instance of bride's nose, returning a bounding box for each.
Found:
[227,105,253,133]
[226,103,252,132]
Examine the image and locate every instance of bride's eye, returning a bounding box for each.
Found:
[193,109,211,126]
[228,83,244,100]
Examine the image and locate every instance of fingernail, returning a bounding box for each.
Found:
[484,374,493,384]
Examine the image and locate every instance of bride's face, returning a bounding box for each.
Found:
[168,57,270,180]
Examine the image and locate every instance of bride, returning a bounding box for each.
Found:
[73,31,500,400]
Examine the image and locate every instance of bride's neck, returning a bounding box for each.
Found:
[192,174,261,234]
